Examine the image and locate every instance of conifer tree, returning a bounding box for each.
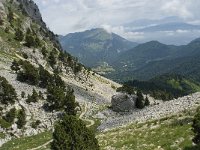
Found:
[135,90,145,109]
[144,96,150,106]
[51,115,99,150]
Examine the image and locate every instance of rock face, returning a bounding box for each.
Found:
[16,0,45,27]
[111,93,137,112]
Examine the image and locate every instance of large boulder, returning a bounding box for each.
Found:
[111,93,137,112]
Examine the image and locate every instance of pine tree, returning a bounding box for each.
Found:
[135,90,145,109]
[144,96,150,106]
[4,108,16,123]
[0,76,17,105]
[26,89,39,103]
[51,115,99,150]
[64,89,78,115]
[15,29,24,41]
[16,109,26,129]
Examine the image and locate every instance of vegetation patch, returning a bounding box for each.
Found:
[1,131,52,150]
[97,112,197,150]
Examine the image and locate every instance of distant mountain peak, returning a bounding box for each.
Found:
[59,28,138,67]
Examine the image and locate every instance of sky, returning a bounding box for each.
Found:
[33,0,200,44]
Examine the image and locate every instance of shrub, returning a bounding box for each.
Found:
[11,60,20,73]
[51,115,99,150]
[7,9,14,22]
[46,75,77,114]
[21,91,25,98]
[16,60,39,85]
[0,76,17,105]
[15,29,24,41]
[26,89,39,103]
[24,29,41,48]
[3,108,16,123]
[74,63,83,74]
[5,27,10,33]
[38,65,52,88]
[16,109,26,129]
[41,47,48,58]
[144,96,150,106]
[135,90,145,109]
[48,48,58,67]
[31,120,41,129]
[117,85,135,95]
[25,34,35,48]
[46,85,66,111]
[22,52,28,59]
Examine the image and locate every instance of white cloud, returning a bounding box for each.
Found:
[33,0,200,45]
[161,0,192,19]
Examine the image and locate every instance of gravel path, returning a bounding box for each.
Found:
[79,102,95,127]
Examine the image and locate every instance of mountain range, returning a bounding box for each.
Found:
[59,28,200,86]
[59,28,138,67]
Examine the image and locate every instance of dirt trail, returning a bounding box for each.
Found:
[79,102,95,127]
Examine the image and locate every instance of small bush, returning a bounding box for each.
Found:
[31,120,41,129]
[21,91,25,98]
[16,60,39,85]
[16,109,26,129]
[26,89,39,103]
[3,108,16,123]
[15,29,24,41]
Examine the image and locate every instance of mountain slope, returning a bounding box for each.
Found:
[0,0,120,147]
[131,39,200,81]
[59,28,138,67]
[124,74,200,100]
[106,37,200,82]
[112,41,179,72]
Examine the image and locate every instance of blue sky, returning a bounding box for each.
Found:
[33,0,200,44]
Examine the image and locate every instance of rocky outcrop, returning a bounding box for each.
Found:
[16,0,45,27]
[111,93,137,112]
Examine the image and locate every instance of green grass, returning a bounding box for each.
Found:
[97,115,197,150]
[0,131,52,150]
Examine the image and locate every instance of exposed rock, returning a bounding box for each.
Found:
[15,0,45,27]
[111,93,137,112]
[98,92,200,131]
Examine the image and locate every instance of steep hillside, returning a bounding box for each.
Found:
[59,28,137,67]
[0,0,120,147]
